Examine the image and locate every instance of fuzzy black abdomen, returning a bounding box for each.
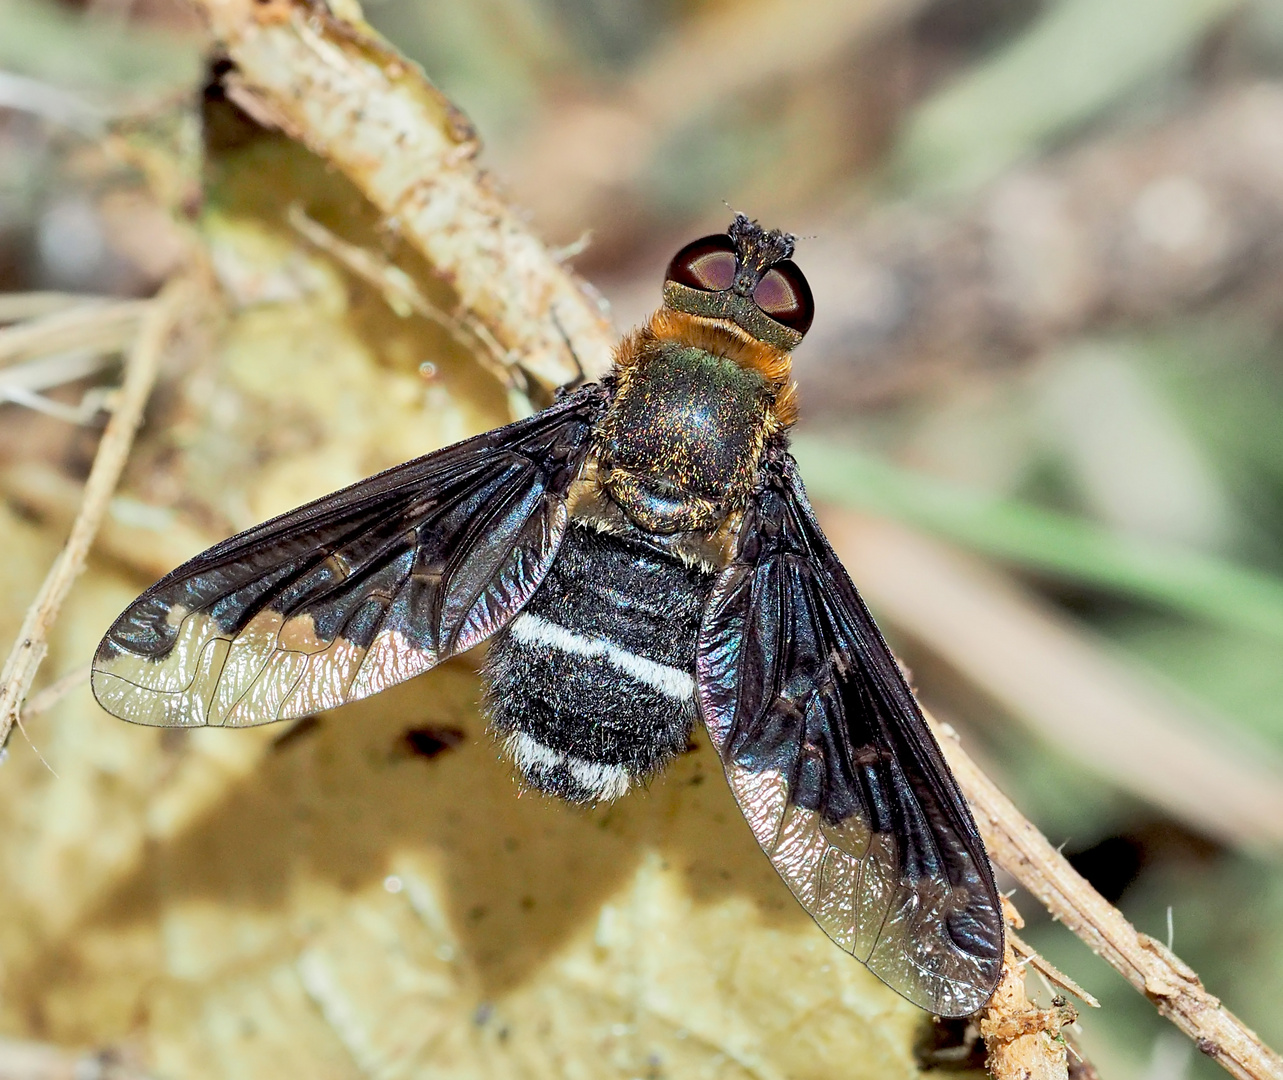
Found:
[484,523,713,802]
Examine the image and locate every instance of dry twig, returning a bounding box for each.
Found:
[0,281,189,751]
[285,203,523,402]
[196,0,616,389]
[22,666,91,720]
[1007,926,1099,1009]
[1,462,211,581]
[980,938,1076,1080]
[0,293,115,324]
[823,510,1283,1078]
[939,717,1283,1080]
[0,299,149,369]
[0,350,120,424]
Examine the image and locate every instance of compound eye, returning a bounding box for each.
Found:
[665,234,738,292]
[753,260,814,335]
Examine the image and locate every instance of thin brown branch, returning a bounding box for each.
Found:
[0,351,118,398]
[1,462,212,582]
[285,203,525,404]
[22,666,90,719]
[936,714,1283,1080]
[194,0,616,390]
[0,279,189,751]
[980,937,1075,1080]
[0,293,114,325]
[820,512,1283,1079]
[0,299,149,369]
[286,203,470,339]
[0,350,120,424]
[1007,926,1100,1009]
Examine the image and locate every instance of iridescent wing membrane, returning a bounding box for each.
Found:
[696,455,1003,1016]
[92,386,607,729]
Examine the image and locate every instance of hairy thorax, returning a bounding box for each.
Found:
[574,309,795,564]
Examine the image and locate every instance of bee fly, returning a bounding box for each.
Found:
[92,215,1004,1016]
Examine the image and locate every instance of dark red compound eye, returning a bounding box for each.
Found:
[665,234,738,292]
[753,260,814,335]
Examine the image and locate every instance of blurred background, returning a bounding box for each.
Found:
[2,0,1283,1077]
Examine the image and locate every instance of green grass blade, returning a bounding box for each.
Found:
[791,436,1283,643]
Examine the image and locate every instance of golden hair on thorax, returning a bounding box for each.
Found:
[613,307,799,429]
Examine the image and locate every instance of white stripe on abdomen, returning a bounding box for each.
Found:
[508,611,695,701]
[504,731,632,801]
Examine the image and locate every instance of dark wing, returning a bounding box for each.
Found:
[93,385,607,728]
[695,453,1003,1016]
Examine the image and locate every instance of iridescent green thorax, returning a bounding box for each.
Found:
[594,340,774,535]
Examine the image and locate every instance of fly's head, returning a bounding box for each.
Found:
[595,216,813,536]
[663,214,813,350]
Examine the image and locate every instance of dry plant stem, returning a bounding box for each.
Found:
[198,0,616,388]
[0,299,149,368]
[0,70,106,137]
[22,666,91,719]
[980,940,1072,1080]
[0,280,188,751]
[0,352,119,397]
[285,204,521,396]
[0,292,114,324]
[930,718,1283,1080]
[1,462,213,581]
[1007,926,1099,1008]
[820,512,1281,1077]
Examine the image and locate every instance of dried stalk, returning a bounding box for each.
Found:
[1007,926,1099,1009]
[0,299,149,368]
[980,940,1075,1080]
[821,510,1282,1078]
[285,203,522,400]
[940,717,1283,1080]
[0,352,118,397]
[195,0,616,390]
[0,279,189,751]
[0,293,114,324]
[0,70,107,137]
[1,462,211,581]
[22,666,91,720]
